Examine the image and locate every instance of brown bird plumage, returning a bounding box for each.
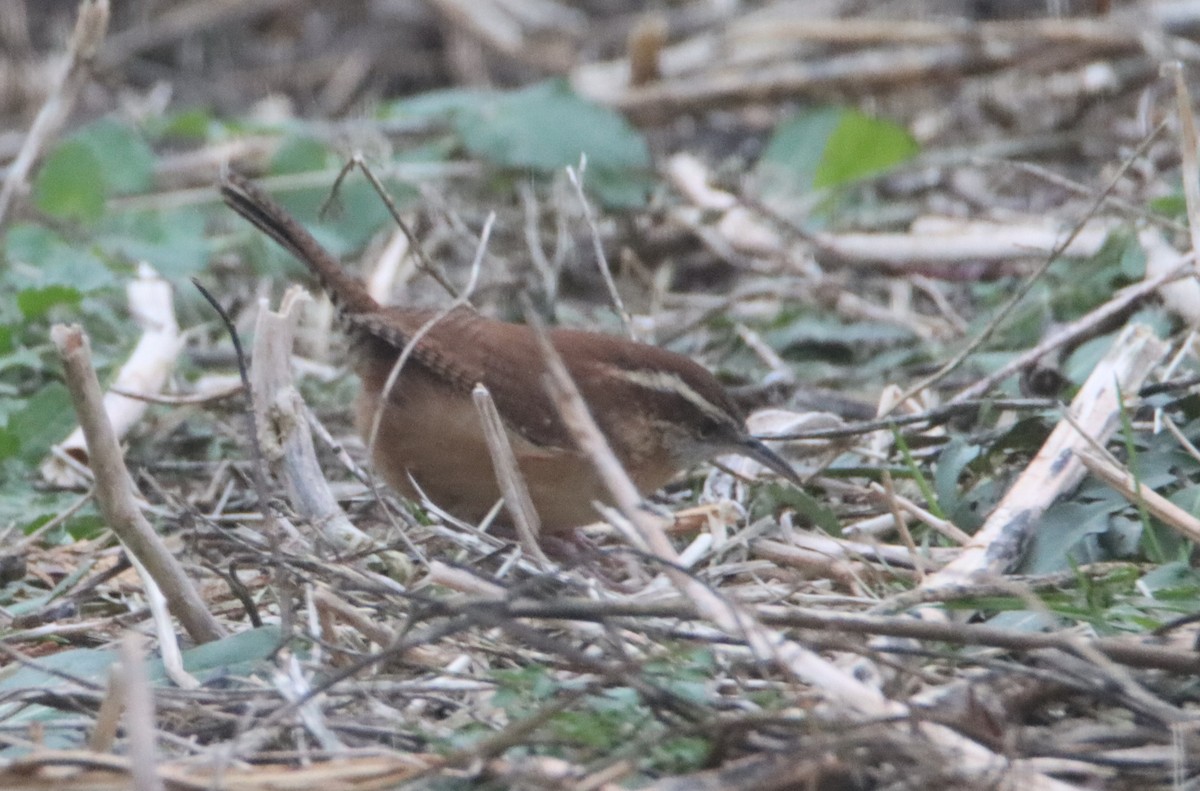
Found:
[220,171,798,531]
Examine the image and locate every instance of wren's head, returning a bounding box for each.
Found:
[601,364,801,486]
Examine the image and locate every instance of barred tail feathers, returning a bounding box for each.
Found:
[219,171,379,315]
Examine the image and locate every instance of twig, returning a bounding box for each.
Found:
[903,116,1169,407]
[192,279,278,540]
[120,634,164,791]
[329,154,461,300]
[566,161,636,340]
[472,385,551,565]
[921,323,1168,591]
[0,0,110,227]
[51,324,224,644]
[950,254,1191,402]
[250,286,415,576]
[1166,61,1200,270]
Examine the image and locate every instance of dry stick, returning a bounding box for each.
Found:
[994,158,1186,233]
[922,324,1168,591]
[1074,448,1200,544]
[364,213,489,457]
[88,664,125,752]
[495,598,1200,675]
[762,397,1060,441]
[566,161,636,340]
[814,218,1113,267]
[0,0,109,227]
[120,635,164,791]
[42,265,183,488]
[472,385,551,565]
[950,255,1192,403]
[52,325,224,644]
[523,305,1074,790]
[2,753,216,791]
[519,181,560,309]
[1166,60,1200,269]
[331,155,461,300]
[250,287,415,576]
[597,41,1102,122]
[191,280,278,542]
[900,116,1169,408]
[126,549,200,690]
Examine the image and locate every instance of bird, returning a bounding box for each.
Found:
[219,171,798,533]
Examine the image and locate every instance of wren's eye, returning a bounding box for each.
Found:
[695,416,725,441]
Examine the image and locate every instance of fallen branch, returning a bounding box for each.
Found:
[51,324,224,645]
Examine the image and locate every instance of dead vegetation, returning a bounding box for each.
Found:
[4,1,1200,789]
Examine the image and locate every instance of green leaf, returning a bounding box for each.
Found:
[1149,192,1186,220]
[1063,333,1114,386]
[0,426,18,461]
[70,118,155,195]
[588,167,657,210]
[753,483,842,535]
[3,223,114,292]
[933,437,980,518]
[1022,499,1115,573]
[33,140,105,223]
[271,136,331,174]
[16,285,82,319]
[98,207,211,279]
[157,107,214,140]
[386,87,490,120]
[8,382,74,463]
[814,109,918,189]
[455,80,650,174]
[388,81,652,207]
[756,107,918,197]
[756,106,843,198]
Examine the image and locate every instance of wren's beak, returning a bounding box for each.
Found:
[740,437,803,486]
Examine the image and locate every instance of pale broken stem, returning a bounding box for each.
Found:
[119,634,164,791]
[51,325,224,645]
[0,0,110,226]
[526,305,1073,790]
[1141,229,1200,327]
[43,264,183,487]
[250,287,412,578]
[273,653,345,752]
[922,324,1169,592]
[1166,61,1200,270]
[814,217,1113,266]
[880,471,926,584]
[472,385,551,565]
[1074,447,1200,545]
[126,552,199,690]
[866,481,972,545]
[88,664,125,753]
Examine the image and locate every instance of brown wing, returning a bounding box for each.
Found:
[348,306,574,450]
[350,306,741,456]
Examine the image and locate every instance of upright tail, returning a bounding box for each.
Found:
[219,171,380,315]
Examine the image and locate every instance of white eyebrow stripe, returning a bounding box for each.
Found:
[605,367,734,424]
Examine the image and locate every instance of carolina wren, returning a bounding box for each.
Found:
[220,172,798,532]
